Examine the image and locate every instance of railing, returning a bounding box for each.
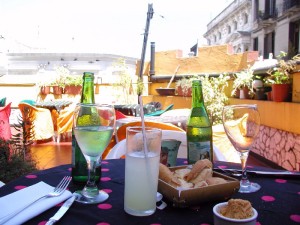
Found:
[283,0,300,12]
[277,0,300,16]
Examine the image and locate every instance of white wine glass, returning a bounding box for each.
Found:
[73,103,115,203]
[222,104,260,193]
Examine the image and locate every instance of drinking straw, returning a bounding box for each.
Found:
[138,95,149,156]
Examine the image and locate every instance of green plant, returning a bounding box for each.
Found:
[231,66,254,96]
[65,75,83,86]
[112,58,137,104]
[0,112,37,183]
[198,74,230,125]
[51,66,71,88]
[265,51,299,84]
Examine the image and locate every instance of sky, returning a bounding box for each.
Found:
[0,0,233,58]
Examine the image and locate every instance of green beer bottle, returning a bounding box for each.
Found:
[186,80,213,165]
[71,72,101,184]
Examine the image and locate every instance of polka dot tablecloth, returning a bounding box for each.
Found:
[0,159,299,225]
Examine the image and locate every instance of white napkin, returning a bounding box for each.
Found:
[0,181,72,225]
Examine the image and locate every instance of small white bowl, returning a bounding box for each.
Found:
[213,202,258,225]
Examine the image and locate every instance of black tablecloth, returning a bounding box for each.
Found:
[1,159,300,225]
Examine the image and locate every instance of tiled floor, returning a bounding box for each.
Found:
[30,138,275,170]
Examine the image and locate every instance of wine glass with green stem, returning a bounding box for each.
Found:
[73,103,115,203]
[222,104,261,193]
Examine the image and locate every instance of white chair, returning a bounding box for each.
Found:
[106,130,186,159]
[105,130,226,161]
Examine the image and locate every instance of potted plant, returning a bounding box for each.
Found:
[175,77,195,97]
[38,79,53,95]
[51,80,64,95]
[64,75,83,95]
[199,73,230,125]
[265,51,298,102]
[50,66,69,95]
[231,66,254,99]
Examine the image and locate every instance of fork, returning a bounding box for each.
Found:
[0,176,72,224]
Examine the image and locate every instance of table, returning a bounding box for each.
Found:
[1,159,300,225]
[35,100,73,112]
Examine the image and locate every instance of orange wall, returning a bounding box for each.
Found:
[139,44,257,76]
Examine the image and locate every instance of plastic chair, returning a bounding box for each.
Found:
[144,104,174,117]
[55,107,75,143]
[0,97,6,107]
[18,103,54,142]
[115,120,185,143]
[0,102,12,140]
[105,130,187,159]
[48,103,76,143]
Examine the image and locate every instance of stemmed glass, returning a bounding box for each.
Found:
[73,103,115,203]
[222,104,260,193]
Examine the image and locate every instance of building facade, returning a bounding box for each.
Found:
[203,0,300,58]
[252,0,300,58]
[203,0,252,54]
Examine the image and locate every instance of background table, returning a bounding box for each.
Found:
[0,159,300,225]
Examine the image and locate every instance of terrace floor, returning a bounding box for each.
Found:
[29,136,278,170]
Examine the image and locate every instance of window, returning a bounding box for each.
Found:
[218,31,222,40]
[264,32,275,59]
[227,25,231,34]
[253,37,258,51]
[289,21,300,55]
[233,21,238,30]
[214,35,217,42]
[244,13,248,24]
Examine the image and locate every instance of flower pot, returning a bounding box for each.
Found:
[239,87,250,99]
[40,86,51,95]
[52,86,63,95]
[272,84,291,102]
[64,85,82,95]
[176,86,191,97]
[255,87,266,100]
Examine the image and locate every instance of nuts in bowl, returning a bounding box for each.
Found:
[213,199,258,225]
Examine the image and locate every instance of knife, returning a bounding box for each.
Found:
[45,195,76,225]
[214,168,300,178]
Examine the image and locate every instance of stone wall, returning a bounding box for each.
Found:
[252,125,300,171]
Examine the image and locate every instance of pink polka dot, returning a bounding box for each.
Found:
[26,174,37,179]
[298,192,300,195]
[256,222,261,225]
[38,221,47,225]
[247,165,254,168]
[275,179,287,183]
[96,223,110,225]
[14,185,26,190]
[191,206,202,211]
[218,165,227,169]
[68,168,72,171]
[101,177,111,182]
[102,168,109,172]
[98,203,112,209]
[102,189,112,194]
[290,215,300,223]
[200,223,210,225]
[261,196,275,202]
[183,160,188,164]
[102,161,109,164]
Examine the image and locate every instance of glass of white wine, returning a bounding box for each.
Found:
[222,104,260,193]
[73,103,115,203]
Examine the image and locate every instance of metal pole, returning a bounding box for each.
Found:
[138,3,154,101]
